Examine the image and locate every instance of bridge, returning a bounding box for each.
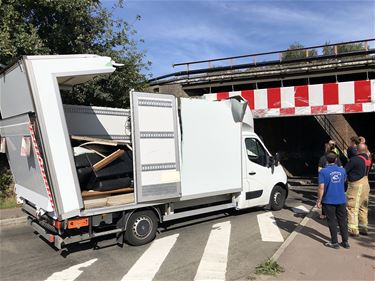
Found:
[149,39,375,177]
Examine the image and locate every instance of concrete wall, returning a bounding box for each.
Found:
[325,114,358,148]
[344,113,375,152]
[148,84,188,98]
[255,113,375,177]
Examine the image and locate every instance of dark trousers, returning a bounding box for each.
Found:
[322,203,349,244]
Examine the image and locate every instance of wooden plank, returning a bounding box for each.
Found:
[81,187,134,198]
[93,149,124,172]
[71,135,130,145]
[107,193,135,206]
[83,197,108,209]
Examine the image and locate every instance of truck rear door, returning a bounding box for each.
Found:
[0,114,55,213]
[1,55,117,219]
[0,61,56,213]
[131,92,181,202]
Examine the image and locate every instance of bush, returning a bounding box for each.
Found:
[0,155,14,199]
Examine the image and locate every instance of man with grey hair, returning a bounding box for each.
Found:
[345,143,371,236]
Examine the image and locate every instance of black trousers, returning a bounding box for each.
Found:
[322,203,349,244]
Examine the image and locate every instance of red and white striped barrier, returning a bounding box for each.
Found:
[204,80,375,118]
[28,123,55,211]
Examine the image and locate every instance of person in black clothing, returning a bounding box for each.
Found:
[317,152,349,249]
[347,136,360,159]
[345,143,371,236]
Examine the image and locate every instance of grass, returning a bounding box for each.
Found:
[255,259,285,276]
[0,167,17,209]
[0,196,18,209]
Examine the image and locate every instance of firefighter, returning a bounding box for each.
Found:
[344,143,371,236]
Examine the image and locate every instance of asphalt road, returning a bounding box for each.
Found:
[0,186,316,281]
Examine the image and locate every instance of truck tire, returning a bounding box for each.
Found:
[270,185,286,211]
[124,210,158,246]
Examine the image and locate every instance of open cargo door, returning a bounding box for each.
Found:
[1,55,117,219]
[0,114,55,213]
[131,92,181,202]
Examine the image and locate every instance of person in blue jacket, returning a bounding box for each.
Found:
[316,152,349,249]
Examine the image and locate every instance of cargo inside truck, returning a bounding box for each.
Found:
[63,104,135,209]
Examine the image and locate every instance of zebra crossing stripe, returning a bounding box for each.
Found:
[257,212,284,242]
[45,258,97,281]
[194,221,231,281]
[121,234,179,281]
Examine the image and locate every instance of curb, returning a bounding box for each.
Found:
[270,205,317,262]
[0,216,27,226]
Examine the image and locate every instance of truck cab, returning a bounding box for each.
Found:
[237,131,287,210]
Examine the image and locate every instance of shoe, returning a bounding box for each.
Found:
[325,242,340,249]
[349,232,359,237]
[359,230,368,236]
[340,241,350,249]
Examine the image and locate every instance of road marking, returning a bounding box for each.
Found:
[257,212,284,242]
[194,221,231,281]
[45,258,97,281]
[292,205,310,214]
[121,234,179,281]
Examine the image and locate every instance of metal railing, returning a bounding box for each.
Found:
[172,38,375,72]
[314,115,350,157]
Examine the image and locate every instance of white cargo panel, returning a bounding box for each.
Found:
[180,98,242,199]
[0,114,54,212]
[0,55,117,219]
[64,104,131,142]
[0,61,35,119]
[131,92,181,202]
[24,55,116,218]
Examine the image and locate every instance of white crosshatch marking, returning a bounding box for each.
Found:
[194,221,231,281]
[257,212,284,242]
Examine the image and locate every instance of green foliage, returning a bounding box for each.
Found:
[281,42,318,61]
[0,0,151,107]
[322,41,366,56]
[255,259,285,276]
[0,195,17,209]
[0,155,13,200]
[281,42,367,62]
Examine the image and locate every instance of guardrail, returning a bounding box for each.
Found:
[172,38,375,72]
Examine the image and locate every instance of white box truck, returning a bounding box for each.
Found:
[0,55,288,249]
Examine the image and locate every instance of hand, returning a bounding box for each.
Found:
[316,201,322,209]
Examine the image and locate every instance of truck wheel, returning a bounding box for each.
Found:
[270,185,286,211]
[124,210,158,246]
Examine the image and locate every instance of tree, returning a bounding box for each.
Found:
[322,41,366,56]
[0,1,151,198]
[0,0,151,107]
[281,43,318,61]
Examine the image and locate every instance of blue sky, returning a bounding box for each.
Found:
[103,0,375,77]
